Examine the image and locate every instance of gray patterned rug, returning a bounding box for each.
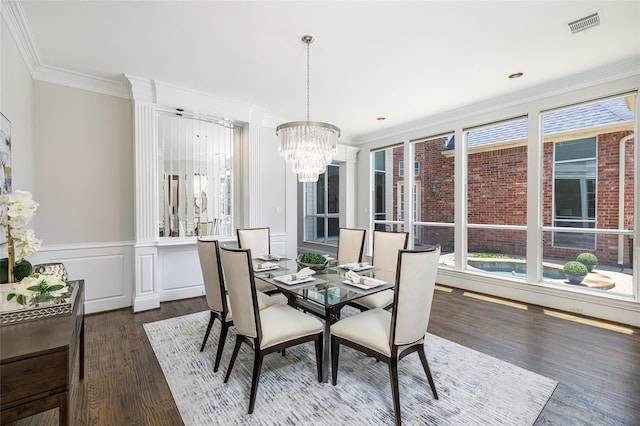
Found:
[144,310,557,425]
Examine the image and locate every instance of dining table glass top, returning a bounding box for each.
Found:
[252,254,395,309]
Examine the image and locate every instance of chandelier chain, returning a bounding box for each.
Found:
[306,37,310,122]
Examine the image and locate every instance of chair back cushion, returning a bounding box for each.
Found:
[220,247,260,339]
[372,230,409,273]
[237,227,270,257]
[392,246,441,346]
[197,240,225,313]
[336,228,366,264]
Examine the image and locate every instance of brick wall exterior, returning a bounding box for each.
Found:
[403,130,635,266]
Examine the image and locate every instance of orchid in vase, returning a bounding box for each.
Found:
[0,190,42,282]
[7,273,69,306]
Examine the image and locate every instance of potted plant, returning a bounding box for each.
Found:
[563,261,589,285]
[296,253,329,271]
[576,252,598,272]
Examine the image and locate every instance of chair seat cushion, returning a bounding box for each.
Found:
[255,280,278,293]
[352,289,394,310]
[331,308,392,357]
[259,304,322,349]
[224,291,279,322]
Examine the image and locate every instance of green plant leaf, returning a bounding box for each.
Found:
[7,293,15,301]
[47,285,65,292]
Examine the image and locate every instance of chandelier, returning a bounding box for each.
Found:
[276,35,340,183]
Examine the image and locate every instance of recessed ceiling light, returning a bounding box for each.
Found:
[376,117,386,121]
[509,72,524,79]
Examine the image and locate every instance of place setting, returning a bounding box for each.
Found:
[337,261,374,272]
[342,269,389,291]
[273,267,318,286]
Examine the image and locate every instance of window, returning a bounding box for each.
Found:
[397,181,420,221]
[157,113,237,238]
[304,164,340,245]
[552,138,596,249]
[466,118,528,277]
[398,161,420,177]
[542,94,635,295]
[412,135,455,256]
[372,146,404,232]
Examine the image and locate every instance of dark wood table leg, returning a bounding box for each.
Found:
[79,318,85,380]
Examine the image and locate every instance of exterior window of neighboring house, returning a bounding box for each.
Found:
[552,138,597,249]
[372,146,404,232]
[397,181,420,221]
[398,161,420,177]
[304,163,340,245]
[466,117,529,277]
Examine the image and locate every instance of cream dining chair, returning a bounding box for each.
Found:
[220,246,324,414]
[336,227,366,264]
[350,230,409,311]
[330,246,441,426]
[197,239,279,372]
[236,227,278,293]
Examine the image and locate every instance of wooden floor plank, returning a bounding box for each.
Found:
[5,288,639,425]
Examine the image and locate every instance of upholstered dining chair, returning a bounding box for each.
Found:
[32,262,69,281]
[336,227,366,264]
[330,246,441,426]
[236,227,278,294]
[197,239,279,372]
[350,230,409,311]
[219,246,324,414]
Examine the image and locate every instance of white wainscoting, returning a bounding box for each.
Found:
[29,242,134,314]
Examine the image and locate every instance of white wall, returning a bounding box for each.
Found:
[0,21,35,196]
[33,81,134,244]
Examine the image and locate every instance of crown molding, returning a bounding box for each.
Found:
[34,65,129,98]
[1,0,40,73]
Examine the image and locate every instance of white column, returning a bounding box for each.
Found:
[128,76,160,312]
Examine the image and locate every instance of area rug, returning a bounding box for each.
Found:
[144,310,557,425]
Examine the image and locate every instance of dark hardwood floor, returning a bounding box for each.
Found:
[7,286,640,425]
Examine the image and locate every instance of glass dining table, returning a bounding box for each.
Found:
[252,255,396,382]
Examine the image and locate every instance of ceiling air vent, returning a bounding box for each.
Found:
[568,12,601,34]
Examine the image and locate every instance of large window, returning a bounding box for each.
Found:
[465,118,528,278]
[542,95,636,295]
[304,164,340,244]
[412,135,455,260]
[372,146,404,232]
[157,113,237,238]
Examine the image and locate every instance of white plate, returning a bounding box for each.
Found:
[342,278,387,290]
[253,263,280,272]
[256,255,281,261]
[274,276,315,285]
[339,263,373,272]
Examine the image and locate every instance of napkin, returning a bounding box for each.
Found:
[257,254,281,261]
[274,267,316,284]
[341,262,372,271]
[253,261,279,271]
[345,270,387,288]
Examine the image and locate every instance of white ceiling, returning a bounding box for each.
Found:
[14,1,640,143]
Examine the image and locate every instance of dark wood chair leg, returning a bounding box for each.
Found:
[331,336,339,385]
[417,348,438,399]
[388,359,402,426]
[213,321,229,372]
[200,311,215,352]
[248,351,264,414]
[224,337,243,383]
[314,333,323,382]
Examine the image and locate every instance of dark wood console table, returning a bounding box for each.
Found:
[0,280,84,425]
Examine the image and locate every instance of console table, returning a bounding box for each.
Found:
[0,280,84,425]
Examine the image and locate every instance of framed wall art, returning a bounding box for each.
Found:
[0,113,11,195]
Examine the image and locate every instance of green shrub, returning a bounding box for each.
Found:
[563,261,588,276]
[576,252,598,265]
[298,253,327,264]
